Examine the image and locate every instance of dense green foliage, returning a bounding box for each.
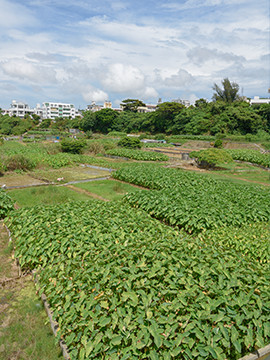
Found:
[1,98,270,137]
[6,200,270,359]
[226,149,270,168]
[0,141,120,171]
[121,99,146,112]
[201,223,270,265]
[106,148,169,161]
[0,189,14,218]
[190,149,233,168]
[113,164,270,233]
[3,154,36,171]
[117,137,142,149]
[61,138,86,154]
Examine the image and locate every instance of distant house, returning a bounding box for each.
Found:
[250,96,270,105]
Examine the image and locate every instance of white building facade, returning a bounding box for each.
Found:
[3,100,35,118]
[42,102,78,119]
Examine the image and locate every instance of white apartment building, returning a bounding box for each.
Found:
[3,100,35,118]
[42,102,78,119]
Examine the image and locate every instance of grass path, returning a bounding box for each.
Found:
[66,184,110,201]
[0,222,63,360]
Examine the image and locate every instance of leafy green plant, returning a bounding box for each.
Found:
[6,200,270,359]
[214,139,223,148]
[0,190,14,218]
[201,223,270,264]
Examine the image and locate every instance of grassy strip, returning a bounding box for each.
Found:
[73,179,143,201]
[8,185,93,207]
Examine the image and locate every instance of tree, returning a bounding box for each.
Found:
[121,99,146,112]
[94,108,119,133]
[212,78,240,103]
[154,102,185,133]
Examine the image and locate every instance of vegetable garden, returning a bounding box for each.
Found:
[1,139,269,360]
[5,201,270,360]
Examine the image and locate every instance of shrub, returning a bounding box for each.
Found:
[190,148,233,168]
[117,136,142,149]
[4,154,35,171]
[107,131,127,137]
[85,130,93,139]
[88,142,105,155]
[61,138,86,154]
[213,139,223,148]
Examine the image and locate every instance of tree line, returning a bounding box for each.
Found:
[1,79,269,136]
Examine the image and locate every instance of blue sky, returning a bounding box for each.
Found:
[0,0,269,109]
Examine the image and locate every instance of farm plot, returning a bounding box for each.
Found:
[106,148,169,162]
[113,164,270,233]
[226,149,270,168]
[6,200,270,360]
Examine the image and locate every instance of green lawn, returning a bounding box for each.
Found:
[73,179,143,201]
[8,185,93,207]
[207,162,270,184]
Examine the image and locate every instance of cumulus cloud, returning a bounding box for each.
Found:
[1,59,56,83]
[163,69,194,87]
[101,63,145,93]
[82,88,109,103]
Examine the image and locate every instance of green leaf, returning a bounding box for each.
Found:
[99,316,111,327]
[111,335,122,346]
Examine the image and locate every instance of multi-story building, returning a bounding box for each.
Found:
[87,101,112,112]
[3,100,35,118]
[137,104,158,113]
[42,102,78,119]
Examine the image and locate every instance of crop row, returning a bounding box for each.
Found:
[106,148,169,162]
[200,222,270,265]
[113,164,270,233]
[6,200,270,359]
[0,189,14,219]
[226,149,270,168]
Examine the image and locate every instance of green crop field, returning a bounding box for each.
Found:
[5,200,270,360]
[106,148,169,161]
[1,141,269,360]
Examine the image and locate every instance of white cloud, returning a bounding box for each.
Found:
[1,59,56,83]
[82,88,109,103]
[101,63,145,93]
[163,69,194,87]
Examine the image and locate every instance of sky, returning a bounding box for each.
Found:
[0,0,269,109]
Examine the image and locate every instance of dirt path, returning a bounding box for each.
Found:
[66,184,110,201]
